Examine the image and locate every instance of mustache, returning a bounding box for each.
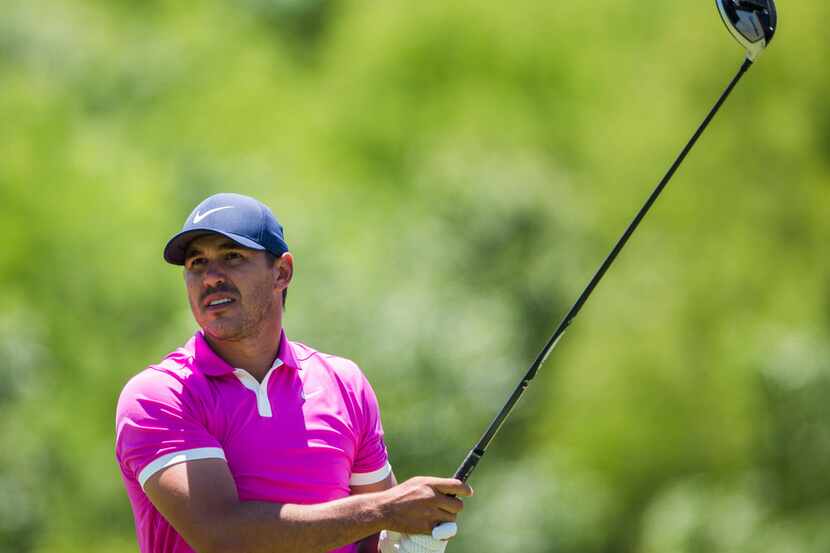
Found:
[201,283,240,303]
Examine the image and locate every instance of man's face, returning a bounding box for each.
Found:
[183,234,291,342]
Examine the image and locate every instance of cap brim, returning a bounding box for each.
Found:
[163,228,266,265]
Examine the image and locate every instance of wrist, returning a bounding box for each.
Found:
[356,489,393,534]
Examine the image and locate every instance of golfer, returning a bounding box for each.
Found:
[115,193,472,553]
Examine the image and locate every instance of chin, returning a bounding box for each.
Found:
[202,319,246,342]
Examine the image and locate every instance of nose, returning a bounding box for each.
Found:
[201,261,227,289]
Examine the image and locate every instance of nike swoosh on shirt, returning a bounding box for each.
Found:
[193,206,234,223]
[301,389,322,400]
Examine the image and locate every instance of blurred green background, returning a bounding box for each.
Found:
[1,0,828,552]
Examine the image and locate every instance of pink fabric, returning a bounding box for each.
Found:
[115,329,389,553]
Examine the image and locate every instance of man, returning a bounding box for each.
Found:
[115,193,472,553]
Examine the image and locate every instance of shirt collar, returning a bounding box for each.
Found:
[190,328,301,377]
[275,328,301,371]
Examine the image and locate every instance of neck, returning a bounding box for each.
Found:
[205,322,282,381]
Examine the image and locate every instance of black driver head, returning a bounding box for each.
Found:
[716,0,777,61]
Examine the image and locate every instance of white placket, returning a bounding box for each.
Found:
[233,358,283,417]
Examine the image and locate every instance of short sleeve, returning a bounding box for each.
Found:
[349,371,391,486]
[115,368,225,489]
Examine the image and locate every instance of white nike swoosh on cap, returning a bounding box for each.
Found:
[193,206,234,224]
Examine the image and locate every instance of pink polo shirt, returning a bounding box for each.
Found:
[115,329,391,553]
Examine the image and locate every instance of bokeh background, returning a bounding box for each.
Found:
[2,0,828,552]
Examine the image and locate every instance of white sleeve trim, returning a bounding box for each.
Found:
[350,461,392,486]
[138,447,227,488]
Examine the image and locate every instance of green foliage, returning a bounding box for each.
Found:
[1,1,828,552]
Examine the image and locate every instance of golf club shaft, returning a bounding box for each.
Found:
[454,58,754,483]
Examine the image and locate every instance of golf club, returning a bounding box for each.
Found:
[452,0,778,484]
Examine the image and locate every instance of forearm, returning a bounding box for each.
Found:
[202,492,386,553]
[145,461,469,553]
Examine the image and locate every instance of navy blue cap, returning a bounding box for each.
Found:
[163,193,289,265]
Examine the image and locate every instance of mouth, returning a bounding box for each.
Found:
[203,295,237,312]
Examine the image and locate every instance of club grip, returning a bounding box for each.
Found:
[453,448,484,483]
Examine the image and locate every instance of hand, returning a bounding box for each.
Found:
[378,477,473,535]
[379,523,458,553]
[399,533,448,553]
[431,522,457,540]
[378,530,401,553]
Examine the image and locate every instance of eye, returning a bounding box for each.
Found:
[225,251,244,262]
[186,257,207,270]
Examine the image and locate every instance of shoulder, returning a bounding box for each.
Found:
[289,340,373,392]
[116,347,211,421]
[291,340,364,377]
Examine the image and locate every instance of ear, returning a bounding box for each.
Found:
[274,252,294,291]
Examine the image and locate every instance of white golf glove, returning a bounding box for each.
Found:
[379,523,458,553]
[379,532,446,553]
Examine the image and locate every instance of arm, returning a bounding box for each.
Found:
[144,459,470,553]
[351,472,398,553]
